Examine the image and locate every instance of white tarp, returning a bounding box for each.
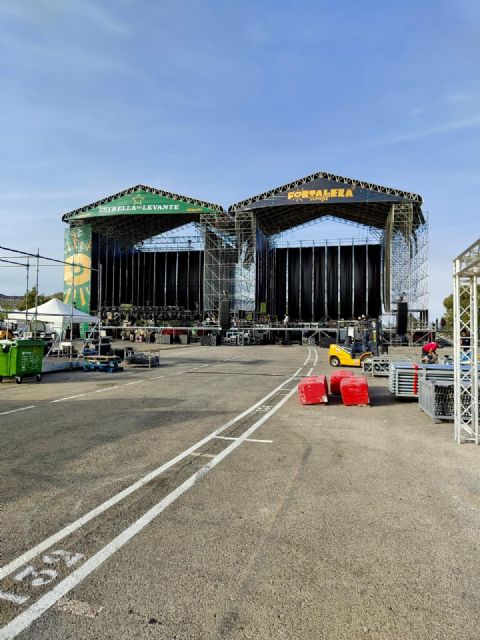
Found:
[7,298,98,327]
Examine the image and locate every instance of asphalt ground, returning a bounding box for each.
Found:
[0,344,479,639]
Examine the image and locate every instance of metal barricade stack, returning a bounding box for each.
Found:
[363,356,410,377]
[418,379,455,422]
[389,363,456,399]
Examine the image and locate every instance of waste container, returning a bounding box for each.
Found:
[0,339,44,383]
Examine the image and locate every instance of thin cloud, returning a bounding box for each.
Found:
[445,91,480,104]
[410,106,428,116]
[74,1,130,36]
[0,0,129,36]
[368,115,480,146]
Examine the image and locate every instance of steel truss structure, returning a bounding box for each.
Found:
[453,239,479,444]
[61,173,428,325]
[200,211,257,316]
[383,202,429,328]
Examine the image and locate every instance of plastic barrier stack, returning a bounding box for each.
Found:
[298,375,329,405]
[298,371,370,407]
[340,376,370,406]
[330,370,354,394]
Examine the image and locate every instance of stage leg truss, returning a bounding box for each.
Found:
[384,202,428,323]
[200,210,257,316]
[453,239,479,444]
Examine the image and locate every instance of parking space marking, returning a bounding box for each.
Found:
[0,366,303,640]
[214,436,273,444]
[188,452,216,459]
[94,386,119,393]
[0,406,36,416]
[0,365,305,583]
[0,352,256,413]
[50,395,86,403]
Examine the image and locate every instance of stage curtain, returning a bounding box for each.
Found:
[327,246,338,319]
[367,244,382,317]
[340,246,353,319]
[288,248,300,320]
[313,247,325,321]
[301,248,313,321]
[353,245,366,318]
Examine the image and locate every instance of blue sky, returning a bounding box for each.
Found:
[0,0,479,319]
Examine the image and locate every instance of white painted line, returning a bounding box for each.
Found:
[214,436,273,444]
[50,394,86,403]
[0,590,28,605]
[123,380,143,386]
[0,371,301,640]
[0,406,36,416]
[93,386,119,393]
[188,452,216,459]
[303,346,312,366]
[150,363,209,380]
[0,366,302,582]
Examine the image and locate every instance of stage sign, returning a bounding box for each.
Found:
[68,190,217,220]
[63,223,92,313]
[246,177,406,209]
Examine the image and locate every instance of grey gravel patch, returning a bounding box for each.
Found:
[55,598,103,619]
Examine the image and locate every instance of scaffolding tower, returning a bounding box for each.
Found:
[200,210,257,317]
[453,239,479,444]
[383,202,429,330]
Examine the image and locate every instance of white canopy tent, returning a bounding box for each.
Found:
[7,298,98,333]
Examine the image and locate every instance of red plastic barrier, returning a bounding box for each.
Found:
[298,375,329,405]
[340,376,370,406]
[330,370,354,395]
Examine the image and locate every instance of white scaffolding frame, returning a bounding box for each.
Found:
[382,203,429,337]
[453,239,479,444]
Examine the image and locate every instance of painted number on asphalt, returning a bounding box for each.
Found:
[0,549,85,606]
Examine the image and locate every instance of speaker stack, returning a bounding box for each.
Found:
[219,299,231,332]
[397,301,408,335]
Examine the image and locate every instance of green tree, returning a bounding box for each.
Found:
[442,288,480,333]
[16,287,60,311]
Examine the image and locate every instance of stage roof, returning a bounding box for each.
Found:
[228,171,424,235]
[62,185,223,244]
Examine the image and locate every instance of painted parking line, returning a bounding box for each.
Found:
[50,394,86,403]
[0,362,306,640]
[0,351,257,413]
[188,452,216,459]
[93,386,119,393]
[0,360,311,583]
[0,406,36,416]
[214,436,273,444]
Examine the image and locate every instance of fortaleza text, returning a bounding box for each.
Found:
[287,188,354,202]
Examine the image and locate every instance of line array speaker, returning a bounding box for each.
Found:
[397,301,408,335]
[220,299,231,332]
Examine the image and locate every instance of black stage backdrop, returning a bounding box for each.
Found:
[327,246,338,319]
[301,248,313,321]
[340,246,353,319]
[268,244,381,321]
[288,248,301,320]
[91,234,204,311]
[90,234,381,320]
[313,247,325,320]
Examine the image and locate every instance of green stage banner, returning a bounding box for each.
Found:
[63,223,92,313]
[68,190,216,220]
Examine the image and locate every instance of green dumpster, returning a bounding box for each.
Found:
[0,339,44,384]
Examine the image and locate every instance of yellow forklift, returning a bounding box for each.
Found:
[328,319,381,367]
